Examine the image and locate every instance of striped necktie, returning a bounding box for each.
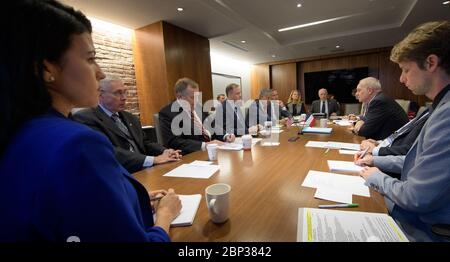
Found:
[191,111,211,142]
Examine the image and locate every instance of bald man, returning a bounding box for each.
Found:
[310,88,340,117]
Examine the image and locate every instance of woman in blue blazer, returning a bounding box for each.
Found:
[0,0,181,242]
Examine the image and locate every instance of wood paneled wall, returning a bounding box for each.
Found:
[133,21,213,125]
[251,48,428,106]
[271,63,297,103]
[250,64,270,99]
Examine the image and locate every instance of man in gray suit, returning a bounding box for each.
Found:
[73,77,181,173]
[356,21,450,241]
[310,88,340,117]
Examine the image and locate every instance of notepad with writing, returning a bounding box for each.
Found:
[171,194,202,227]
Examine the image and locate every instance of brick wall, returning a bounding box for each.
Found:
[91,27,140,116]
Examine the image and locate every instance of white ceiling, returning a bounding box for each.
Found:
[61,0,450,64]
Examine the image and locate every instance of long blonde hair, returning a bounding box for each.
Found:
[287,90,302,105]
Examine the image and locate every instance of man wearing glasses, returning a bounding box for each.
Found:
[73,76,181,173]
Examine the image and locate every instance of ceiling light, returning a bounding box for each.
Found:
[177,7,184,11]
[297,3,302,8]
[278,12,364,32]
[241,40,246,43]
[271,54,277,58]
[336,45,341,49]
[443,1,450,5]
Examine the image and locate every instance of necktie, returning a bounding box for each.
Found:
[191,111,211,142]
[111,113,138,152]
[321,101,326,114]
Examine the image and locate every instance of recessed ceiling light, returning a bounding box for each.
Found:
[241,40,246,43]
[271,54,277,58]
[336,45,341,49]
[297,3,302,8]
[443,1,450,5]
[177,7,184,11]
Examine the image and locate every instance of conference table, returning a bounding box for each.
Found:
[133,124,388,242]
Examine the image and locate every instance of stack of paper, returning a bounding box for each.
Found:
[171,194,202,227]
[302,127,332,134]
[326,141,360,150]
[327,160,363,173]
[297,208,409,242]
[301,170,370,204]
[305,141,329,148]
[163,163,220,179]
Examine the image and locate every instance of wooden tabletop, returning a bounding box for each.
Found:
[133,124,388,242]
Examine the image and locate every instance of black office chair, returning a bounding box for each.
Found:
[432,224,450,238]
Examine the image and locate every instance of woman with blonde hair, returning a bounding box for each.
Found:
[286,90,306,116]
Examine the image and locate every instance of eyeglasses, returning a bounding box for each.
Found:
[100,89,129,97]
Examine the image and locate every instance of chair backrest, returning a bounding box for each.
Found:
[395,99,410,113]
[153,113,165,146]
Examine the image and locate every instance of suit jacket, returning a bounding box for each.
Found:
[377,110,429,156]
[358,93,409,140]
[310,99,340,116]
[368,86,450,241]
[245,99,288,127]
[215,100,247,136]
[286,102,306,116]
[73,106,165,173]
[0,109,169,241]
[159,101,223,155]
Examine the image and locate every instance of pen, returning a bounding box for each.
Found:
[150,195,164,201]
[318,203,359,208]
[358,147,369,160]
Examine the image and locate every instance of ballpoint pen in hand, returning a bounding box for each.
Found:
[357,147,369,160]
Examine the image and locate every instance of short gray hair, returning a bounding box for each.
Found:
[259,88,272,98]
[99,75,122,91]
[174,77,199,95]
[359,77,382,91]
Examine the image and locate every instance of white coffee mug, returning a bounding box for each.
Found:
[320,118,328,128]
[205,183,231,223]
[242,135,252,150]
[206,144,218,161]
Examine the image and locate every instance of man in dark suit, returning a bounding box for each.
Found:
[73,77,181,173]
[159,77,232,155]
[358,108,430,156]
[353,77,409,140]
[246,88,287,129]
[270,89,292,119]
[215,83,247,136]
[310,88,340,117]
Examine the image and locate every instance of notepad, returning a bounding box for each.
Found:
[171,194,202,227]
[327,160,363,173]
[302,127,332,134]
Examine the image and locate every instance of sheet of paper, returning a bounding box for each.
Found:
[305,141,329,148]
[302,170,370,197]
[189,160,213,166]
[217,143,243,151]
[339,149,358,155]
[314,186,353,204]
[271,129,284,134]
[163,164,219,179]
[171,194,202,227]
[328,160,364,173]
[326,141,360,150]
[297,208,409,242]
[333,120,353,126]
[260,141,280,146]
